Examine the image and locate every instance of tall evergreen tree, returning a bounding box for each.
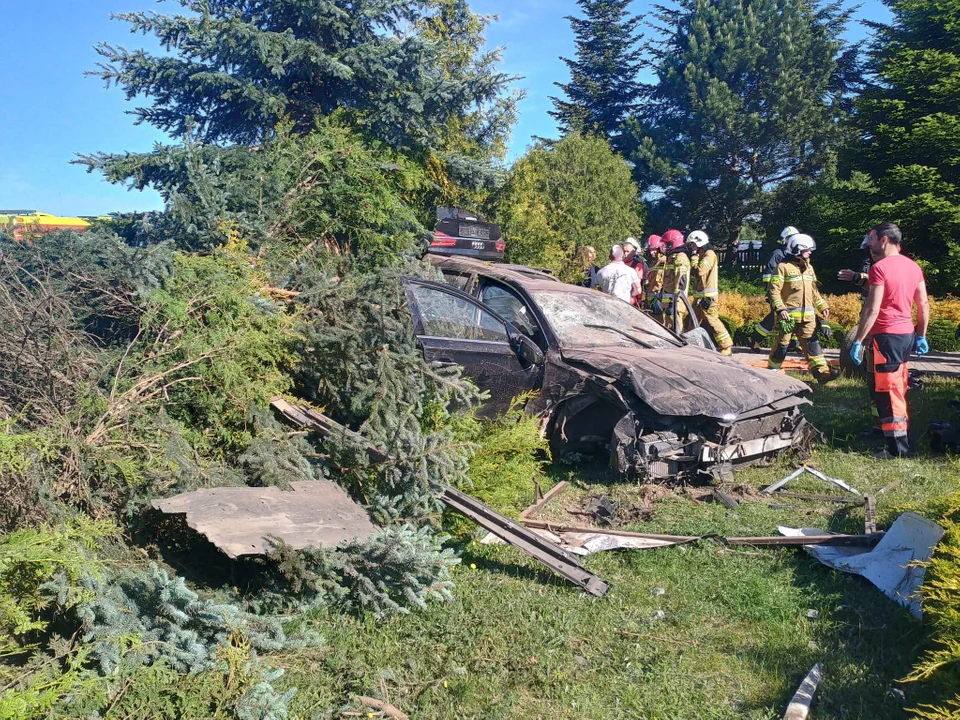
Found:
[91,0,512,153]
[549,0,643,149]
[626,0,853,253]
[848,0,960,291]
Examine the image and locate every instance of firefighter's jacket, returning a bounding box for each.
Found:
[768,257,828,323]
[761,247,786,284]
[691,249,719,301]
[662,251,690,302]
[645,255,666,299]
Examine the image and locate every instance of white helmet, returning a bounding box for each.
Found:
[687,230,709,247]
[623,236,639,251]
[786,233,816,256]
[781,226,800,244]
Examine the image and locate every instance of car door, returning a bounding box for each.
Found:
[402,279,542,417]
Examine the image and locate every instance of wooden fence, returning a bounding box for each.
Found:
[716,247,764,268]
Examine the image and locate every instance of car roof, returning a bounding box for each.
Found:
[426,254,579,292]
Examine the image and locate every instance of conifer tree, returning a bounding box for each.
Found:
[626,0,853,253]
[848,0,960,291]
[549,0,643,150]
[91,0,512,155]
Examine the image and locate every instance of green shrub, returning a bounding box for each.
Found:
[735,320,771,348]
[718,269,766,297]
[927,318,960,353]
[903,493,960,719]
[819,320,846,349]
[718,315,740,341]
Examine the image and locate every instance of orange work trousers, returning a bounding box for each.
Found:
[867,332,914,457]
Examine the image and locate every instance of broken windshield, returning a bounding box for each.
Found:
[529,290,683,350]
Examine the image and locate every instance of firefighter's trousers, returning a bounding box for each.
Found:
[663,298,687,333]
[694,305,732,352]
[768,318,831,381]
[751,310,776,346]
[867,333,914,457]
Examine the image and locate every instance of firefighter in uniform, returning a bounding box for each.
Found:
[751,226,800,348]
[687,230,733,355]
[767,234,835,383]
[660,229,690,331]
[838,235,872,293]
[644,234,666,318]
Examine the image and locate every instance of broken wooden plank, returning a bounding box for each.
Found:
[864,495,877,535]
[782,662,823,720]
[724,533,883,547]
[271,397,389,462]
[878,477,904,494]
[354,695,409,720]
[520,481,569,520]
[441,487,609,597]
[712,487,740,510]
[151,481,379,558]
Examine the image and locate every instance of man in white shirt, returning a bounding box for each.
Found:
[596,245,643,304]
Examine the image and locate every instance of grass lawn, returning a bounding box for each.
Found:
[276,374,960,720]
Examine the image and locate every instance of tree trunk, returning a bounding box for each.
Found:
[725,225,743,267]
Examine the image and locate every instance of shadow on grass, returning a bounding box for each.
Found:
[457,544,574,590]
[731,547,924,719]
[804,376,960,456]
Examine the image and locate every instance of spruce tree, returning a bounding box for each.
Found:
[91,0,511,153]
[849,0,960,291]
[626,0,853,253]
[549,0,643,150]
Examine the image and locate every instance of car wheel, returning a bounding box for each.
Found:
[839,325,870,380]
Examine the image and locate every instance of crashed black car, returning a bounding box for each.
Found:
[403,256,813,482]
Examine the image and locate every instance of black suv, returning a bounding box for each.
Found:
[427,208,504,261]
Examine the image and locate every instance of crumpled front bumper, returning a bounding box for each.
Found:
[611,396,812,481]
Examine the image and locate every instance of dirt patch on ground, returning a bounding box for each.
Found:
[575,484,676,526]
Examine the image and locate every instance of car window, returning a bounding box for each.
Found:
[408,284,509,342]
[529,289,682,349]
[479,283,542,340]
[441,270,476,295]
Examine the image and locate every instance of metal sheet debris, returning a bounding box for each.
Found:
[782,662,823,720]
[763,464,861,496]
[779,511,944,617]
[441,487,609,596]
[151,481,379,559]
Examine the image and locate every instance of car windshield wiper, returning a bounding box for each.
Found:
[583,324,658,349]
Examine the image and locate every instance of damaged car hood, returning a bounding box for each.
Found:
[561,345,811,419]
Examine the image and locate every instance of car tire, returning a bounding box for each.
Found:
[839,325,870,380]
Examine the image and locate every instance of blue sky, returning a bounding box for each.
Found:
[0,0,890,216]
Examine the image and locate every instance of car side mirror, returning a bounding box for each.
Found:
[508,326,543,366]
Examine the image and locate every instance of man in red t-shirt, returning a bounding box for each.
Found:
[851,222,930,457]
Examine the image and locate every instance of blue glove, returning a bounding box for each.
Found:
[850,341,864,366]
[915,336,929,356]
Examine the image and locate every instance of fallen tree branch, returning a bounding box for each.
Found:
[353,695,409,720]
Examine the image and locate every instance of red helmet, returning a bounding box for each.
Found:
[646,234,662,251]
[661,229,685,250]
